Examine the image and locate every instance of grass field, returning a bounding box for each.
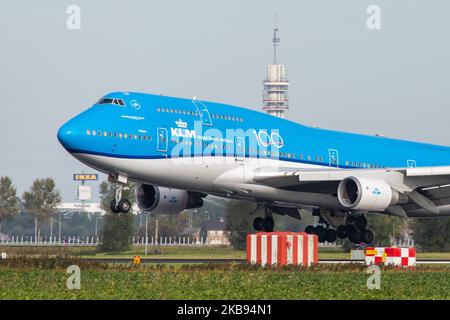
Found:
[1,257,450,299]
[2,245,450,261]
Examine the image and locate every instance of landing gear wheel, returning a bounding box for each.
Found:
[305,225,315,234]
[325,229,337,243]
[360,229,374,244]
[315,226,327,243]
[253,217,264,231]
[346,216,355,225]
[348,227,361,243]
[262,217,274,232]
[355,215,367,230]
[337,225,348,239]
[110,201,120,214]
[118,199,131,213]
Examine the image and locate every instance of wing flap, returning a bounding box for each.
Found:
[406,166,450,176]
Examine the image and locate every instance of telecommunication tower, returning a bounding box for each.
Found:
[262,17,290,118]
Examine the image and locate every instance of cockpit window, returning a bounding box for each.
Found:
[98,98,125,106]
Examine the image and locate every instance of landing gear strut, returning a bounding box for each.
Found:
[109,179,131,214]
[253,206,275,232]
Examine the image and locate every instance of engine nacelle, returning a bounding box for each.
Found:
[337,177,399,211]
[135,184,203,215]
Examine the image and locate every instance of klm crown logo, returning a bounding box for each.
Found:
[175,119,188,128]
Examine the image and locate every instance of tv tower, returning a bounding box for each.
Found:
[262,15,290,118]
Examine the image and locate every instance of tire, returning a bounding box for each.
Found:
[325,229,337,243]
[346,216,355,224]
[360,229,374,244]
[305,225,315,234]
[355,216,367,230]
[315,226,327,243]
[110,201,120,214]
[348,227,361,243]
[337,225,348,239]
[262,217,274,232]
[253,217,264,231]
[118,199,131,213]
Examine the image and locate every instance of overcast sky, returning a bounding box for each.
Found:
[1,0,450,201]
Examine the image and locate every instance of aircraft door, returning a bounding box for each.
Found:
[407,159,417,168]
[234,136,245,162]
[192,100,213,126]
[157,128,168,153]
[328,149,339,168]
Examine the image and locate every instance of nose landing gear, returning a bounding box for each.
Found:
[252,206,275,232]
[109,176,131,214]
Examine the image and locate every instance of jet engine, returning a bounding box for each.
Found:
[135,184,204,215]
[337,176,400,211]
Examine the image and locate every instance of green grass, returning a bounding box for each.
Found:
[83,245,245,259]
[1,261,450,299]
[318,251,450,260]
[3,245,450,261]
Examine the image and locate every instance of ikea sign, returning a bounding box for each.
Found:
[73,174,98,181]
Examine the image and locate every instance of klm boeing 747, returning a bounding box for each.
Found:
[58,92,450,244]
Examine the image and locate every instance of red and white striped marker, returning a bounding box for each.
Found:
[365,247,416,267]
[246,232,318,266]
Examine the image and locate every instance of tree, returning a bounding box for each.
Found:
[136,213,189,238]
[366,214,406,246]
[0,176,20,234]
[99,181,135,251]
[22,178,61,240]
[411,218,450,252]
[225,200,257,250]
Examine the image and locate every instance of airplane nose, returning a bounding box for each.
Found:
[57,119,80,151]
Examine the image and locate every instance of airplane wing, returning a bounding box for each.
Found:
[251,165,450,216]
[253,166,450,191]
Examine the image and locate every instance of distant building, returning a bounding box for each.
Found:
[0,233,10,241]
[57,202,105,215]
[56,202,139,215]
[200,219,230,245]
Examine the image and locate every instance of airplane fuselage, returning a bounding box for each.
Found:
[57,92,450,212]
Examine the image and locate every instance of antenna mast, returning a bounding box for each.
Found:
[272,14,280,64]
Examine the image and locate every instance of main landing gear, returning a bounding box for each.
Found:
[336,215,374,244]
[304,212,374,244]
[305,225,337,243]
[253,207,275,232]
[110,180,131,214]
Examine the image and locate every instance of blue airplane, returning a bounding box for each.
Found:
[58,91,450,244]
